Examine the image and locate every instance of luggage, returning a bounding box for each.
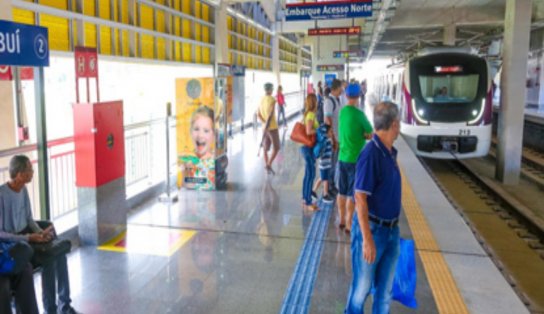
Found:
[0,241,34,275]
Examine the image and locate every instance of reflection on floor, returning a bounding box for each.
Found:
[98,225,197,257]
[31,121,436,314]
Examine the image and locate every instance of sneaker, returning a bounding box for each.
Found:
[322,194,334,204]
[311,191,318,199]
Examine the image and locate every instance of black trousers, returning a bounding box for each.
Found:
[0,263,39,314]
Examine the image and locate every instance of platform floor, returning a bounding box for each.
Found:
[33,119,528,314]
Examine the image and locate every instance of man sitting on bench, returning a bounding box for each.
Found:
[0,155,79,314]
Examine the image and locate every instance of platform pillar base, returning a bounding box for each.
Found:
[77,177,127,246]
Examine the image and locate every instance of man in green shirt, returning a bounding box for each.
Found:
[337,83,373,233]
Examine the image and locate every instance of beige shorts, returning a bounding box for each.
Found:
[263,129,280,152]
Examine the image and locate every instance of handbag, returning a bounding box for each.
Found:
[31,238,71,267]
[0,241,33,275]
[290,121,316,147]
[30,221,72,267]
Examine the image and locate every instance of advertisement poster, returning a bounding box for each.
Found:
[325,73,336,88]
[176,78,216,190]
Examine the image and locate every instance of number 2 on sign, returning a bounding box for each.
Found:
[38,38,44,54]
[459,129,471,136]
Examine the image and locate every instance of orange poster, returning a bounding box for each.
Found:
[176,78,216,190]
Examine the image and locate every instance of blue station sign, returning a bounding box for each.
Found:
[0,19,49,67]
[285,0,372,21]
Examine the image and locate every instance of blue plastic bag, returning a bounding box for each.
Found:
[0,241,16,274]
[392,238,418,308]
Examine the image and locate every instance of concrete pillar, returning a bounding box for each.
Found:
[75,0,85,46]
[538,33,544,111]
[272,25,281,85]
[496,0,532,185]
[297,45,303,79]
[214,1,229,64]
[0,0,17,150]
[443,24,456,46]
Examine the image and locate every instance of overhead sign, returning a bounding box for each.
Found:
[308,26,361,36]
[75,47,98,78]
[317,64,345,72]
[0,19,49,67]
[333,50,366,58]
[231,65,245,77]
[285,0,372,21]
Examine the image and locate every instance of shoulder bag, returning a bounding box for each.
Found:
[290,118,316,147]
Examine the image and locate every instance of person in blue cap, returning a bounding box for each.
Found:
[337,83,373,234]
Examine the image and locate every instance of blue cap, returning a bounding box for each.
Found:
[345,83,361,98]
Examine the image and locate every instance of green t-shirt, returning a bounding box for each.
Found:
[338,105,373,163]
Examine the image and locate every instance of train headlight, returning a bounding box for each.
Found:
[412,99,428,124]
[468,99,486,125]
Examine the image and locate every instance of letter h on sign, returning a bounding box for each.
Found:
[74,46,100,103]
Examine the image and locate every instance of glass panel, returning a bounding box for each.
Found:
[419,74,479,103]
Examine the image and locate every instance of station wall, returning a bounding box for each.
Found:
[18,54,300,142]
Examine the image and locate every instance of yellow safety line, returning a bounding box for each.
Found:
[401,168,469,314]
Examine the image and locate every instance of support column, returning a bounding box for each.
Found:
[75,0,85,46]
[496,0,532,184]
[272,25,281,85]
[538,33,544,110]
[297,45,303,74]
[443,23,456,46]
[0,0,17,150]
[128,0,137,57]
[214,1,229,64]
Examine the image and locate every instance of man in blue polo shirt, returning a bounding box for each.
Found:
[345,101,402,314]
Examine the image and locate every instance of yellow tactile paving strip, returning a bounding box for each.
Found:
[401,168,469,314]
[98,225,196,257]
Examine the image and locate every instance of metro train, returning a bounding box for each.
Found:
[374,50,493,159]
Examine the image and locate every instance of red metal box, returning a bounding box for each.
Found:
[73,101,125,187]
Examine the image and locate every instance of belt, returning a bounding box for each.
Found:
[369,214,399,228]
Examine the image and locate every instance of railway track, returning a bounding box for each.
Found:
[421,157,544,313]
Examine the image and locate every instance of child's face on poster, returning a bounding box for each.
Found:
[191,115,214,158]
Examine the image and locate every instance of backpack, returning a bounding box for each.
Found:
[316,97,325,125]
[0,241,33,275]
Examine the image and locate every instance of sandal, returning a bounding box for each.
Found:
[265,165,276,175]
[338,223,345,230]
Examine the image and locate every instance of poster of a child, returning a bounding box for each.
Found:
[180,106,216,190]
[176,78,216,190]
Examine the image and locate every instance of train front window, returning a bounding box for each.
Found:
[418,74,479,104]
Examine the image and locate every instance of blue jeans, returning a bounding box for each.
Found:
[42,254,72,313]
[300,146,316,205]
[278,105,287,127]
[345,217,400,314]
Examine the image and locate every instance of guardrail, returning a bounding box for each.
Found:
[0,91,303,222]
[0,118,177,221]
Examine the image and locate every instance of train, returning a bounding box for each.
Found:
[373,49,493,159]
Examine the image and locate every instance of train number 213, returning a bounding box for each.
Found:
[459,129,471,136]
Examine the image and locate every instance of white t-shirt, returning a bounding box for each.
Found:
[323,95,340,137]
